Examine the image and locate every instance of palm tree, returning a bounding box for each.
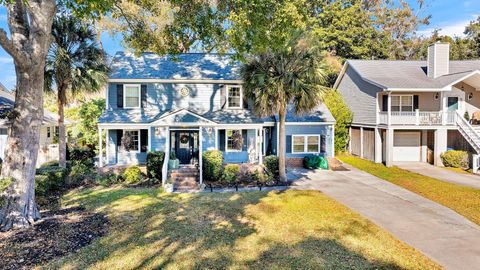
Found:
[45,15,109,168]
[241,32,327,181]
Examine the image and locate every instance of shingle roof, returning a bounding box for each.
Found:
[0,90,61,124]
[347,60,480,89]
[110,52,241,80]
[274,103,336,123]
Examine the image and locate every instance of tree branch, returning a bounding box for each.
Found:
[0,28,27,64]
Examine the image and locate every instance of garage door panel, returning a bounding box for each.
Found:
[393,132,420,162]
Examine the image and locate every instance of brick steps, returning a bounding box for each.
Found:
[169,166,200,191]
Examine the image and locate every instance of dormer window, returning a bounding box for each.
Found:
[124,84,141,108]
[227,85,242,109]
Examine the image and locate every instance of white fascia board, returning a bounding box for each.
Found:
[333,62,349,89]
[98,123,151,129]
[385,88,445,92]
[150,108,216,125]
[108,78,244,84]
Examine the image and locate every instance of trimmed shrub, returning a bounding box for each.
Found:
[35,165,69,197]
[123,166,143,184]
[203,150,223,181]
[146,151,165,179]
[264,155,279,176]
[440,150,469,169]
[223,164,240,184]
[68,146,95,167]
[95,173,122,187]
[68,161,96,186]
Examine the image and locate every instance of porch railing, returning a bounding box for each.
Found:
[378,110,456,126]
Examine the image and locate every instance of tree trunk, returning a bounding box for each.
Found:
[278,106,287,182]
[0,67,45,231]
[57,86,67,168]
[0,0,56,231]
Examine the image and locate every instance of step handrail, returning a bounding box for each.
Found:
[456,111,480,153]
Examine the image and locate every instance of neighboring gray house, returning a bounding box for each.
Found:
[98,52,335,185]
[335,42,480,171]
[0,85,65,167]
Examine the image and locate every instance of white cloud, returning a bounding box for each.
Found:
[417,15,478,38]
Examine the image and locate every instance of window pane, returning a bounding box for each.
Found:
[125,86,139,107]
[401,96,413,106]
[124,130,139,151]
[307,136,319,153]
[292,136,305,153]
[227,129,242,151]
[391,106,400,112]
[391,96,400,106]
[228,87,241,108]
[401,106,413,112]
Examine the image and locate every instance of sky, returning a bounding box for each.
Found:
[0,0,479,90]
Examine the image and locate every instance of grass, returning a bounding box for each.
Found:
[338,154,480,225]
[45,187,440,269]
[442,166,473,175]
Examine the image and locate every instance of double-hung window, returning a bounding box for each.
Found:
[124,85,141,108]
[292,135,320,154]
[227,85,242,109]
[391,95,413,112]
[123,130,140,152]
[226,129,242,152]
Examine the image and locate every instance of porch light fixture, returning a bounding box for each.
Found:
[434,92,439,100]
[468,92,474,100]
[206,127,213,135]
[155,127,163,136]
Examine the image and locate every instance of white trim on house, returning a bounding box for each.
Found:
[151,108,217,125]
[390,94,414,112]
[123,84,141,109]
[285,122,336,125]
[291,134,321,154]
[109,78,244,84]
[226,85,243,109]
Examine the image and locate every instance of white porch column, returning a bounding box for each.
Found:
[385,128,394,167]
[421,130,428,163]
[98,127,103,167]
[415,109,420,125]
[147,127,152,152]
[374,128,382,163]
[387,92,392,125]
[215,127,219,150]
[331,125,335,158]
[441,92,447,125]
[472,154,479,174]
[434,129,447,166]
[105,129,109,165]
[258,128,263,164]
[360,127,364,158]
[162,127,169,185]
[199,127,203,185]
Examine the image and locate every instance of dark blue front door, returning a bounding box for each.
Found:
[172,131,199,164]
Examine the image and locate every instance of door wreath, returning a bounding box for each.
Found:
[180,134,189,144]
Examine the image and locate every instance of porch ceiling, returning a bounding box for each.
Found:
[462,73,480,90]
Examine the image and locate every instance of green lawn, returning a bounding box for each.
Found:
[338,154,480,225]
[46,187,440,269]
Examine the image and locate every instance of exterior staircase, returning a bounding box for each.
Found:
[169,165,200,192]
[456,111,480,153]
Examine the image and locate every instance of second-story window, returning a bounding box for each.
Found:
[227,85,242,109]
[124,84,141,108]
[391,95,413,112]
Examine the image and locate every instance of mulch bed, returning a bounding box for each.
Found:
[0,206,109,270]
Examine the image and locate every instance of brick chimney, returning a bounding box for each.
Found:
[427,42,450,78]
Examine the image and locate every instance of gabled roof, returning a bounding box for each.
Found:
[335,59,480,90]
[109,52,241,81]
[275,103,336,123]
[152,109,216,125]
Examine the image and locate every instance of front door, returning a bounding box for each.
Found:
[172,131,199,164]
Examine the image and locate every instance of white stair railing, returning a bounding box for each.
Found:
[456,111,480,154]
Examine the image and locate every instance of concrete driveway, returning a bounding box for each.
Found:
[289,165,480,270]
[394,162,480,189]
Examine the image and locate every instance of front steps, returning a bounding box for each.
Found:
[169,165,200,191]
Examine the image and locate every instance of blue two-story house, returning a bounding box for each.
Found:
[98,52,335,184]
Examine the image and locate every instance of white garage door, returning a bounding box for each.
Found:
[393,132,421,162]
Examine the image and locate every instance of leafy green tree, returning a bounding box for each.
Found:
[45,14,109,168]
[70,99,105,149]
[465,16,480,57]
[241,32,327,181]
[322,89,353,153]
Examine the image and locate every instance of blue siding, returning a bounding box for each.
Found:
[108,83,222,111]
[224,152,249,163]
[106,129,148,165]
[151,127,167,151]
[285,124,334,158]
[201,127,216,151]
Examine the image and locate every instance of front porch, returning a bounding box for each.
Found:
[98,110,271,186]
